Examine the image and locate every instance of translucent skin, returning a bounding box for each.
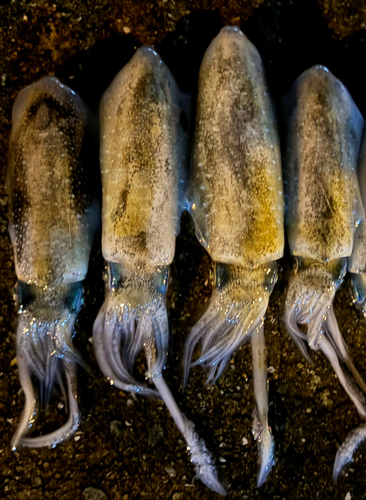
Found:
[7,76,98,287]
[100,47,186,267]
[94,47,225,495]
[283,67,366,481]
[185,27,284,487]
[7,76,99,449]
[188,26,284,267]
[284,65,364,262]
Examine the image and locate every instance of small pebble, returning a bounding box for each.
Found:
[31,476,42,487]
[172,492,190,500]
[148,424,163,447]
[82,487,107,500]
[242,437,249,446]
[110,420,124,439]
[165,465,176,477]
[123,26,131,34]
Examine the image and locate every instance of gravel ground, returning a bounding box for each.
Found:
[1,1,366,499]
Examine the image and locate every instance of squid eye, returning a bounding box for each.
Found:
[155,266,169,295]
[109,262,123,290]
[15,281,34,310]
[214,263,229,292]
[352,274,366,305]
[66,283,84,313]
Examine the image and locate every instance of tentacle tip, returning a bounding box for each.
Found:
[306,354,315,365]
[11,429,24,452]
[333,448,356,483]
[332,458,350,484]
[187,436,227,495]
[195,466,227,496]
[332,469,340,484]
[10,432,25,451]
[256,432,275,488]
[332,423,366,483]
[257,462,274,488]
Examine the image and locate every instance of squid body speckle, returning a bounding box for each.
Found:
[7,76,99,449]
[183,26,284,487]
[282,65,366,476]
[93,46,225,495]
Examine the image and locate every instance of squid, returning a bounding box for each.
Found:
[183,26,285,487]
[7,76,99,449]
[334,128,366,480]
[92,46,225,495]
[282,65,366,475]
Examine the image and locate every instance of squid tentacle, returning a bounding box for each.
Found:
[12,306,84,449]
[15,361,81,449]
[333,423,366,482]
[284,259,366,417]
[252,324,275,487]
[93,264,226,495]
[184,262,277,487]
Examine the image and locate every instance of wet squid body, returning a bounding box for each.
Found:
[93,47,225,495]
[282,66,366,478]
[184,27,284,486]
[7,77,99,449]
[332,113,366,479]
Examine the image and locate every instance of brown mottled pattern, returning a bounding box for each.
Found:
[100,48,185,267]
[284,66,364,262]
[189,27,284,268]
[7,77,96,287]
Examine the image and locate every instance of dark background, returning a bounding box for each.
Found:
[1,1,366,499]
